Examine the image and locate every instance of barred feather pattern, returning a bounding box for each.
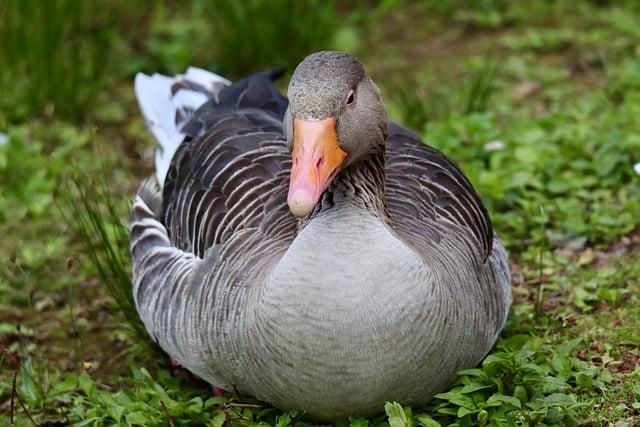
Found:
[385,123,493,261]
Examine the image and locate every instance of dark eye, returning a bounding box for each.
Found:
[346,89,355,105]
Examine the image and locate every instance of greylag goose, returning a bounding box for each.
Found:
[131,51,511,421]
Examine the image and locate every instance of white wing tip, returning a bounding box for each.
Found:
[134,68,231,188]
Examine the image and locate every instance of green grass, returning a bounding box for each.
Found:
[386,56,501,133]
[0,1,116,122]
[1,1,640,425]
[60,174,149,341]
[200,0,348,77]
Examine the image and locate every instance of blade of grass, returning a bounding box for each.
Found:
[464,54,502,115]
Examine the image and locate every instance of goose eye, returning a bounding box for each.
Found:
[346,89,355,105]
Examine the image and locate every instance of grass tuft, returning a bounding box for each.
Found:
[0,1,116,121]
[59,171,149,341]
[387,55,502,133]
[200,0,343,77]
[464,56,502,115]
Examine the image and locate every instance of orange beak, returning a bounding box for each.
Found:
[288,117,348,217]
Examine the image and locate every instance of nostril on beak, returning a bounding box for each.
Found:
[316,156,324,171]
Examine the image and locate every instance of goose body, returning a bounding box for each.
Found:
[131,52,511,420]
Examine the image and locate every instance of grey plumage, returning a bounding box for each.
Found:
[131,51,511,421]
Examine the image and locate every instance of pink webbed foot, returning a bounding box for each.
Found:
[212,385,227,396]
[169,357,228,396]
[169,357,197,380]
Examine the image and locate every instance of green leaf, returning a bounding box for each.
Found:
[451,394,476,410]
[460,382,492,394]
[78,373,94,398]
[416,414,441,427]
[435,388,477,409]
[457,406,476,417]
[186,397,204,414]
[209,412,227,427]
[126,411,149,425]
[0,323,36,336]
[576,372,593,389]
[551,353,573,376]
[276,413,291,427]
[17,360,41,408]
[434,389,463,401]
[385,402,411,427]
[349,417,369,427]
[477,409,488,424]
[52,374,78,394]
[75,417,104,427]
[107,405,125,423]
[482,353,509,365]
[598,368,614,383]
[437,407,459,416]
[457,368,487,378]
[538,375,570,393]
[544,393,576,406]
[204,396,230,408]
[487,394,521,409]
[513,385,528,404]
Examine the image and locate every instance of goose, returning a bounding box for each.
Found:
[131,51,511,421]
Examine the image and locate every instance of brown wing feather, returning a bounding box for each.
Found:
[385,123,494,261]
[161,109,296,258]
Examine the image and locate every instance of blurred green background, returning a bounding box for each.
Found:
[1,1,640,425]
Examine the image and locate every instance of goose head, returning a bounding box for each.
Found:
[285,51,389,217]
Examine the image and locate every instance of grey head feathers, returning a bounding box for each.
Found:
[286,51,389,166]
[288,51,365,120]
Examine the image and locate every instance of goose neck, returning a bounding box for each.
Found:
[305,147,387,221]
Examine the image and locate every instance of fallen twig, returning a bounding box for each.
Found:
[10,369,38,426]
[161,400,176,427]
[222,402,263,409]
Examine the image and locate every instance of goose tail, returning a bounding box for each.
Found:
[134,67,231,187]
